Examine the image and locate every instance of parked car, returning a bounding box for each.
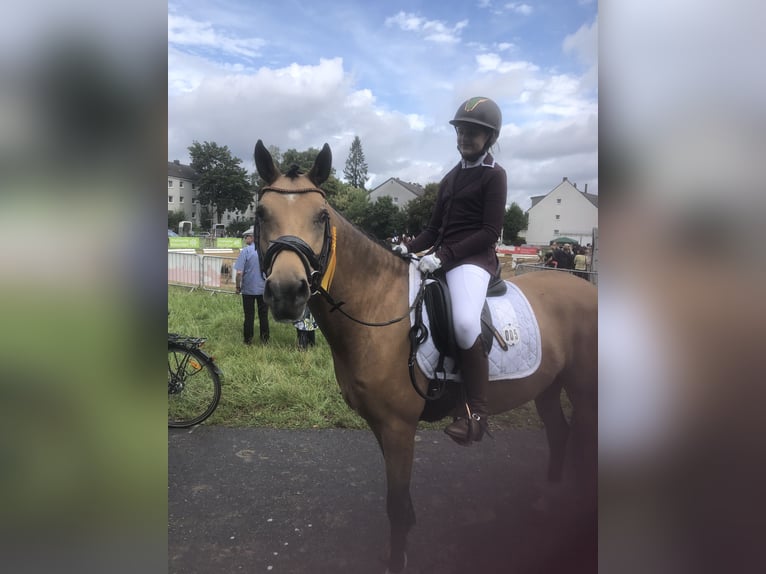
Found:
[168,229,179,237]
[197,231,211,238]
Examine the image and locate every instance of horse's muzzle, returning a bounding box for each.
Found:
[263,275,310,322]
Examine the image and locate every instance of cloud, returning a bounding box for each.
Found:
[476,53,539,74]
[167,3,598,208]
[167,57,454,184]
[504,3,533,16]
[563,17,597,67]
[384,12,468,44]
[168,14,265,59]
[502,115,598,161]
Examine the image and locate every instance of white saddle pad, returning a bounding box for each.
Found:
[408,263,542,382]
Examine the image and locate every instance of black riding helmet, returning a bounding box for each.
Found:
[449,97,502,150]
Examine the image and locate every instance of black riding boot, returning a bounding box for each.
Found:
[444,336,490,446]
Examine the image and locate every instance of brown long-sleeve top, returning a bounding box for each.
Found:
[407,153,507,275]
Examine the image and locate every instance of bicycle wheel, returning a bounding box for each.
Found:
[168,343,222,428]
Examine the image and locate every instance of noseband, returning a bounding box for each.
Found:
[257,186,335,294]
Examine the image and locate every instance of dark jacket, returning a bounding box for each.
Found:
[407,154,507,275]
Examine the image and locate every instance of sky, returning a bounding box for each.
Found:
[168,0,598,209]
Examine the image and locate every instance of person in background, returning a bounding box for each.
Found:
[393,96,507,445]
[234,229,270,345]
[550,242,566,268]
[561,243,575,270]
[294,307,318,350]
[574,246,588,280]
[544,247,557,267]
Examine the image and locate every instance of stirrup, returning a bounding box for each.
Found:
[444,409,491,445]
[464,403,491,441]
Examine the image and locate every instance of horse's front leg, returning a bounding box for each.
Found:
[373,420,417,574]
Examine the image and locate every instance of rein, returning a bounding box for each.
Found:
[313,273,426,328]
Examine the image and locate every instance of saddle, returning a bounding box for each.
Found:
[422,266,508,366]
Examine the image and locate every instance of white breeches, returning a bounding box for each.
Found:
[445,264,491,350]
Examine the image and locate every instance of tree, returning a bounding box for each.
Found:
[168,209,187,231]
[404,183,439,235]
[279,147,334,175]
[226,219,251,237]
[319,175,346,204]
[363,196,406,241]
[188,141,254,224]
[331,185,369,227]
[198,206,213,231]
[343,135,368,189]
[502,202,529,245]
[261,145,343,202]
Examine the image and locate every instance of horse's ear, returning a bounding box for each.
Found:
[308,143,332,186]
[254,140,280,184]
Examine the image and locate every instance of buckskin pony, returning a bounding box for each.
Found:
[253,140,597,573]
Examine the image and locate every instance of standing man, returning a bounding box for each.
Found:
[234,229,270,345]
[562,243,576,269]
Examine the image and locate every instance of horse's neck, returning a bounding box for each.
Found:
[309,212,407,336]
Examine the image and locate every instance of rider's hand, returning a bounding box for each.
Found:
[392,244,408,255]
[418,253,442,273]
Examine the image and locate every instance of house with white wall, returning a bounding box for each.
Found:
[524,177,598,246]
[167,160,199,223]
[168,160,256,230]
[368,177,424,209]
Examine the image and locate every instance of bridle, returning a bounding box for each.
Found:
[258,186,335,295]
[257,185,424,328]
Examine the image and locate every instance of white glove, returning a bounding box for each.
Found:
[392,244,408,255]
[418,253,442,273]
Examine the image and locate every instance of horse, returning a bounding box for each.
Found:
[252,140,598,573]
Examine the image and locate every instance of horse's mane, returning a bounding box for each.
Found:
[331,206,403,261]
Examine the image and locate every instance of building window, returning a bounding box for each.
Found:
[191,212,196,218]
[556,198,561,204]
[180,196,184,203]
[179,181,184,188]
[555,214,560,220]
[554,229,560,235]
[393,197,399,204]
[168,195,173,203]
[168,180,173,187]
[192,183,196,190]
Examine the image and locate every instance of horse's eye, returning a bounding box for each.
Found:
[315,210,329,226]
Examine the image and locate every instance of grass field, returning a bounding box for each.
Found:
[168,276,543,430]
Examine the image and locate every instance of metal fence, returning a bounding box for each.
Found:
[514,263,598,287]
[168,251,238,293]
[169,252,599,292]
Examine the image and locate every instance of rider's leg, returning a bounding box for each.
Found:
[442,264,491,444]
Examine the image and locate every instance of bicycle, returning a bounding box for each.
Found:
[168,333,222,428]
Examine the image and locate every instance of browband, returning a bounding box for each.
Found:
[260,185,326,197]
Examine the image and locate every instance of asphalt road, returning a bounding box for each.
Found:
[169,427,596,574]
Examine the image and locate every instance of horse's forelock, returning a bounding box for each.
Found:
[286,164,302,179]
